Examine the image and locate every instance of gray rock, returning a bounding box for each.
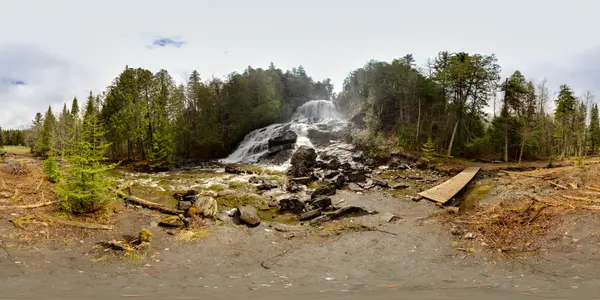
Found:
[324,170,340,179]
[159,216,185,228]
[288,146,317,177]
[347,171,366,182]
[380,212,398,223]
[268,200,280,208]
[279,198,305,213]
[325,158,341,170]
[177,201,193,211]
[411,195,423,202]
[249,176,262,184]
[372,179,389,188]
[311,184,336,199]
[352,151,364,161]
[463,232,476,239]
[310,206,376,224]
[348,183,364,192]
[329,174,346,189]
[237,205,261,226]
[257,180,279,191]
[292,177,312,185]
[225,164,246,174]
[300,209,322,221]
[390,183,409,190]
[311,197,332,210]
[286,182,303,193]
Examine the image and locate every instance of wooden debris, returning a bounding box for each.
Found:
[33,178,43,194]
[549,181,568,190]
[9,189,21,202]
[0,200,58,210]
[568,182,579,190]
[35,213,113,230]
[115,190,184,216]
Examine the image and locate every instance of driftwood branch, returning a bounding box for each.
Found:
[549,181,568,190]
[0,201,58,210]
[34,213,113,230]
[115,190,183,216]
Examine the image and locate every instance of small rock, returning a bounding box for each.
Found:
[150,221,159,228]
[411,195,423,202]
[324,170,340,179]
[291,177,312,185]
[237,205,261,226]
[257,180,279,191]
[380,212,398,223]
[311,197,332,210]
[300,209,322,221]
[249,176,262,184]
[286,182,303,193]
[352,151,364,161]
[311,185,336,199]
[463,232,476,240]
[348,183,364,192]
[225,208,238,217]
[347,171,366,183]
[268,200,280,208]
[225,164,246,174]
[372,179,389,188]
[0,191,12,198]
[377,165,390,170]
[325,158,341,170]
[270,223,302,232]
[159,216,185,228]
[189,196,219,219]
[177,201,193,211]
[390,183,409,190]
[279,198,305,213]
[329,175,346,189]
[450,227,461,235]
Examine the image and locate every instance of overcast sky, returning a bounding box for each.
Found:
[2,0,600,128]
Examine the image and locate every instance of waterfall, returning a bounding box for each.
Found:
[221,100,348,164]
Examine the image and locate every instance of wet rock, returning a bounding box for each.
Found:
[358,180,375,190]
[270,223,303,232]
[288,146,317,177]
[225,164,246,174]
[237,205,261,226]
[340,162,352,171]
[352,151,364,161]
[390,183,409,190]
[159,216,185,228]
[348,183,364,192]
[174,190,199,202]
[249,176,262,184]
[347,171,366,183]
[411,195,423,202]
[188,196,219,219]
[286,182,303,193]
[329,174,346,189]
[300,209,322,221]
[324,170,340,179]
[311,184,336,199]
[268,200,280,208]
[310,197,332,210]
[268,130,297,148]
[325,158,341,170]
[257,180,279,191]
[279,198,305,213]
[292,177,312,185]
[177,201,193,211]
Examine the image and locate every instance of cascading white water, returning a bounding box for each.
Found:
[221,100,348,164]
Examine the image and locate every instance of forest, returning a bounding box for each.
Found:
[2,51,600,168]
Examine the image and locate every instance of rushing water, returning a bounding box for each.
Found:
[221,100,348,164]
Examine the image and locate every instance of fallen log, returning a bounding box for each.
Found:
[115,190,183,216]
[34,213,113,230]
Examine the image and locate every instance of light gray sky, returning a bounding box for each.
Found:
[1,0,600,128]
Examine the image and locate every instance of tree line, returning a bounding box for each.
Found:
[20,64,332,169]
[335,52,600,162]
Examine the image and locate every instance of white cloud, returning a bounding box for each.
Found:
[2,0,600,128]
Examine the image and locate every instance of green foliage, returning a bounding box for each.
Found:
[43,156,61,183]
[590,104,600,154]
[36,106,56,157]
[56,104,117,214]
[421,138,436,158]
[148,130,174,171]
[576,156,585,168]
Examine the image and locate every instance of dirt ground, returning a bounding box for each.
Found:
[3,153,600,299]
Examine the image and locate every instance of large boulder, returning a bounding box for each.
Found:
[236,205,261,226]
[311,184,336,199]
[225,164,246,174]
[268,130,298,148]
[279,198,305,213]
[288,146,317,177]
[187,196,219,219]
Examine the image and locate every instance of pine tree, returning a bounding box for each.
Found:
[56,98,116,213]
[43,155,61,183]
[590,104,600,154]
[37,106,57,157]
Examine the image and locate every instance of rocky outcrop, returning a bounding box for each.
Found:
[189,196,219,219]
[267,130,297,156]
[311,184,336,199]
[288,146,317,177]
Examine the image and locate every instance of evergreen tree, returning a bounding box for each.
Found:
[37,106,57,157]
[56,98,116,213]
[43,155,61,183]
[590,104,600,154]
[554,85,577,158]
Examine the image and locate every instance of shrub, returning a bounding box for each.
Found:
[43,156,61,183]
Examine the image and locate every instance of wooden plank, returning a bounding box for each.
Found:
[418,167,480,204]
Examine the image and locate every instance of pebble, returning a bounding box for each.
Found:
[325,277,335,281]
[463,232,476,239]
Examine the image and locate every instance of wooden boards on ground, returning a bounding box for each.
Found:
[419,167,481,204]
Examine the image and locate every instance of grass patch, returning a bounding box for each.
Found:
[215,192,266,209]
[2,146,30,155]
[235,165,283,176]
[204,183,227,192]
[460,184,494,211]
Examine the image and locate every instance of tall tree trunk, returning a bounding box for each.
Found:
[504,123,509,163]
[415,98,421,144]
[518,128,526,164]
[447,120,458,157]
